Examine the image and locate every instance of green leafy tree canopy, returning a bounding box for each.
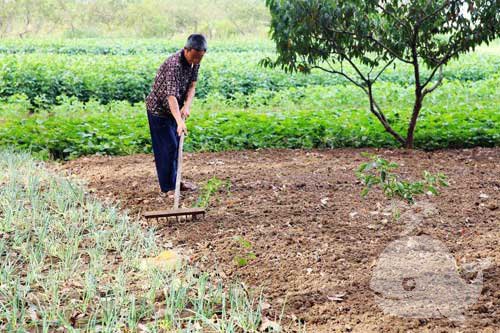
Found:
[263,0,499,148]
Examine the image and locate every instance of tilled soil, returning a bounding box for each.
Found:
[54,147,499,332]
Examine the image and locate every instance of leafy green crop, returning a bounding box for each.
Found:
[0,72,498,160]
[0,149,270,331]
[0,39,498,158]
[356,153,449,204]
[1,42,498,107]
[0,38,275,55]
[194,177,230,208]
[232,236,257,267]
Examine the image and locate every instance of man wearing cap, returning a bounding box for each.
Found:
[145,34,207,195]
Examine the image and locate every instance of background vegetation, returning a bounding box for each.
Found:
[0,1,498,159]
[1,39,498,159]
[0,2,498,330]
[0,0,269,39]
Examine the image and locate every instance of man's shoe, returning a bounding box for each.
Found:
[159,190,174,199]
[180,181,198,191]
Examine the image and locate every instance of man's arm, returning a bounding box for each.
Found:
[181,81,197,118]
[168,96,187,136]
[154,61,187,136]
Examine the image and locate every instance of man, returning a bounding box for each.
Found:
[145,34,207,196]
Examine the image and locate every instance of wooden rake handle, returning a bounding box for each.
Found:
[173,117,186,209]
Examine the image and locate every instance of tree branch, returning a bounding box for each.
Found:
[368,55,384,77]
[341,53,369,83]
[375,3,412,31]
[422,66,443,96]
[312,65,366,91]
[418,1,450,25]
[373,58,395,82]
[326,28,413,64]
[324,54,392,124]
[422,45,462,89]
[315,64,404,145]
[368,83,406,145]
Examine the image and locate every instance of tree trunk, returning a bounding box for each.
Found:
[367,83,407,147]
[407,29,423,150]
[406,94,423,148]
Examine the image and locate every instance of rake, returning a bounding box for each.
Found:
[144,130,205,221]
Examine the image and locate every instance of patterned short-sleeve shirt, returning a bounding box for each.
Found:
[146,49,200,117]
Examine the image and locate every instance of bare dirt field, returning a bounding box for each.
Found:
[54,147,499,332]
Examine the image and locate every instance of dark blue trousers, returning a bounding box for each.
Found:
[147,112,180,192]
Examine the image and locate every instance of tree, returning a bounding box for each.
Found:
[262,0,500,148]
[222,0,270,36]
[0,0,17,37]
[0,0,271,38]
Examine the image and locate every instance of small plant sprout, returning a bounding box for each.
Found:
[232,236,257,267]
[356,152,449,204]
[194,176,230,208]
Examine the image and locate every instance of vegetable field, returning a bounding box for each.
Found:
[0,34,499,332]
[1,39,499,160]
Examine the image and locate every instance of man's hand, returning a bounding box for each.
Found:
[177,120,188,136]
[181,106,190,119]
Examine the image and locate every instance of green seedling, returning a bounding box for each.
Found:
[356,152,449,204]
